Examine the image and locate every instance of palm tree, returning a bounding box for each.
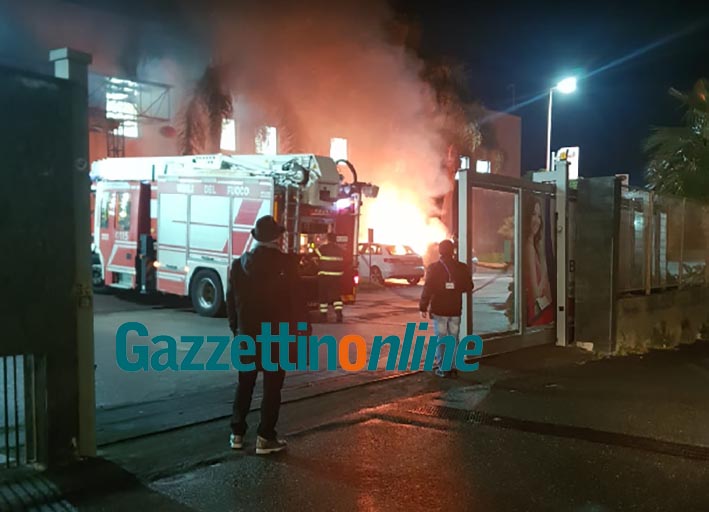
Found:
[645,79,709,201]
[423,59,490,232]
[423,60,483,161]
[180,63,305,156]
[179,65,234,155]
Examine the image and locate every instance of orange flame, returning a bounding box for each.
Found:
[360,187,449,255]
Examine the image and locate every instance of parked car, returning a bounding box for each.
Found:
[358,243,425,285]
[91,245,105,289]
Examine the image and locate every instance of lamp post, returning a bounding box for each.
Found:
[546,76,577,170]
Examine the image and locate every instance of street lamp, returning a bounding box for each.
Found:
[546,76,577,170]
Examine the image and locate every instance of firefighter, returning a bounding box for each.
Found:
[316,232,345,323]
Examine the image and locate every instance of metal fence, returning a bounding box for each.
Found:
[0,355,30,468]
[618,187,709,293]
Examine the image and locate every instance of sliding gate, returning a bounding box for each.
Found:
[456,158,574,353]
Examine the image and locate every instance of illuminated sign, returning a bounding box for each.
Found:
[475,160,491,174]
[558,147,580,180]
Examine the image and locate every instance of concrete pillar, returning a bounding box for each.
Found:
[574,177,621,354]
[49,48,92,87]
[49,48,96,458]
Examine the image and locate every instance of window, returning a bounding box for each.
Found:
[386,245,415,256]
[330,137,348,161]
[106,77,139,138]
[100,192,111,229]
[220,119,236,151]
[255,126,277,155]
[117,192,131,231]
[360,244,381,255]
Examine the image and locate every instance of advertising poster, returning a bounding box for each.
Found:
[524,193,555,326]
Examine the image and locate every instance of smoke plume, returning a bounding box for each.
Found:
[6,0,455,245]
[208,0,452,242]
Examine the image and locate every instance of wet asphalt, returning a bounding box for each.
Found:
[53,341,709,511]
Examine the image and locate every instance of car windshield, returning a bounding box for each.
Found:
[385,245,416,256]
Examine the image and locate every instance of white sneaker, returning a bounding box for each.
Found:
[229,433,244,450]
[256,435,287,455]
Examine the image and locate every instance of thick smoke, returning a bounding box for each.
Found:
[210,0,452,241]
[4,0,208,156]
[7,0,453,244]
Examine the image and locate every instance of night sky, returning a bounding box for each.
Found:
[3,0,706,185]
[402,0,709,184]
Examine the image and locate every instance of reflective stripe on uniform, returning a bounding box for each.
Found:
[333,300,343,311]
[319,304,328,312]
[316,243,345,273]
[318,271,344,276]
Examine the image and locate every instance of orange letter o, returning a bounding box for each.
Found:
[339,334,366,371]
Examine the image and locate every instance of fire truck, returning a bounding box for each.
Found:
[90,154,373,316]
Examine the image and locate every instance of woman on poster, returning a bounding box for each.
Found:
[525,196,554,326]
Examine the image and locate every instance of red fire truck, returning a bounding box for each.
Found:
[90,154,371,316]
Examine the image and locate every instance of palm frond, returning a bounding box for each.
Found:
[178,96,208,155]
[179,65,234,155]
[645,79,709,200]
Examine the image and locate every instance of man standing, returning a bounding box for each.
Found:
[419,239,474,377]
[315,232,345,323]
[227,215,298,454]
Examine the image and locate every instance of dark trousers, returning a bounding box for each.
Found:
[231,367,286,440]
[318,275,343,314]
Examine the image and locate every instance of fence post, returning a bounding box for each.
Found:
[553,159,570,346]
[679,199,685,287]
[457,166,473,336]
[704,205,709,286]
[49,48,96,458]
[644,192,654,295]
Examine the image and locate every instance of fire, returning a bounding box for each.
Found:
[360,187,449,255]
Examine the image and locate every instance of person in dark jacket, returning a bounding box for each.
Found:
[226,215,305,455]
[315,232,345,323]
[419,239,474,377]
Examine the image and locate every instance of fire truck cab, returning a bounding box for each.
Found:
[91,154,363,316]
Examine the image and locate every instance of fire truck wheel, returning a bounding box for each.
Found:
[370,266,385,286]
[190,269,225,317]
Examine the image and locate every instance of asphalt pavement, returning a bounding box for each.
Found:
[8,340,709,511]
[91,271,512,444]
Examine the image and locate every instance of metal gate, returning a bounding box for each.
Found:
[0,49,94,469]
[1,357,25,468]
[456,158,572,353]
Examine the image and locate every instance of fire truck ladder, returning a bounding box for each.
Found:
[282,184,301,253]
[279,159,311,253]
